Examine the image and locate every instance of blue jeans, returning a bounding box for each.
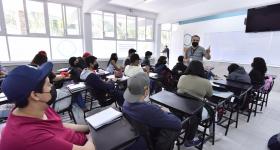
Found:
[72,93,86,109]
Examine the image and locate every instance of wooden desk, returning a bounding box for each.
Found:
[89,117,138,150]
[150,90,204,115]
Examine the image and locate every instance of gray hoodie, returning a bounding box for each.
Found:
[80,68,92,81]
[227,67,251,84]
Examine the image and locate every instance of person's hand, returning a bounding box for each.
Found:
[206,46,211,53]
[86,134,93,142]
[184,47,191,53]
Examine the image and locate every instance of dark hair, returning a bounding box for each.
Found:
[156,56,167,67]
[251,57,267,75]
[107,53,118,66]
[145,51,152,57]
[130,54,140,64]
[228,63,239,74]
[192,35,200,39]
[184,60,205,78]
[128,48,136,55]
[85,56,97,67]
[178,56,184,62]
[16,77,46,108]
[31,53,48,66]
[69,57,77,67]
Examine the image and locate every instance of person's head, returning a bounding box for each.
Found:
[191,35,200,48]
[85,55,98,69]
[128,48,136,57]
[83,51,92,58]
[31,52,48,66]
[108,53,118,66]
[251,57,267,74]
[228,63,240,74]
[38,50,47,56]
[157,56,167,65]
[178,56,184,63]
[1,62,56,109]
[69,57,78,67]
[145,51,153,58]
[184,60,205,78]
[124,72,150,102]
[130,54,141,66]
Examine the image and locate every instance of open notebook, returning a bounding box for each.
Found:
[66,82,86,93]
[86,107,122,130]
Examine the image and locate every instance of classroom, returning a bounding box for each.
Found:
[1,0,280,150]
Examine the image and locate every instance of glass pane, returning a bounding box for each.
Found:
[116,14,126,40]
[117,41,136,58]
[26,0,46,33]
[48,3,64,36]
[0,36,9,61]
[160,31,171,50]
[51,38,83,60]
[137,17,145,40]
[146,19,153,40]
[127,16,136,39]
[66,6,80,35]
[3,0,27,34]
[104,12,114,38]
[8,37,50,61]
[137,42,154,57]
[92,13,103,38]
[161,23,171,31]
[92,40,116,59]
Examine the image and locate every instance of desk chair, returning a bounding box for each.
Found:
[124,113,179,150]
[52,89,76,124]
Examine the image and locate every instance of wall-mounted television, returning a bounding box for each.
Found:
[246,3,280,33]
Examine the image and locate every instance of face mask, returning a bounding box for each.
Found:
[192,42,198,47]
[47,86,57,105]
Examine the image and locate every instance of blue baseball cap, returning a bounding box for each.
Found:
[1,62,53,103]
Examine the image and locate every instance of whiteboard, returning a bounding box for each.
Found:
[202,31,280,66]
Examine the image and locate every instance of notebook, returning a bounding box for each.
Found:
[86,107,122,130]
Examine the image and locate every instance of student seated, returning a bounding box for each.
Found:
[249,57,267,86]
[123,48,136,67]
[106,53,123,74]
[124,54,144,77]
[31,51,65,84]
[172,56,187,80]
[0,62,95,150]
[227,63,251,84]
[68,57,87,111]
[177,60,213,147]
[80,56,125,106]
[141,51,153,67]
[154,56,174,91]
[123,72,181,150]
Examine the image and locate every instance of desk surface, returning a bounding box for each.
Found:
[150,90,204,115]
[213,80,252,91]
[90,117,138,150]
[0,92,8,105]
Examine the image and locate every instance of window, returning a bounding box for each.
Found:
[26,0,46,34]
[92,11,103,38]
[2,0,27,34]
[127,16,136,39]
[65,6,80,35]
[48,3,64,36]
[116,14,126,40]
[0,36,9,61]
[137,41,154,57]
[92,40,116,59]
[146,19,153,40]
[103,12,114,38]
[160,23,177,50]
[8,37,50,61]
[137,17,145,40]
[51,38,83,60]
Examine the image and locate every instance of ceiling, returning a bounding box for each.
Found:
[109,0,207,13]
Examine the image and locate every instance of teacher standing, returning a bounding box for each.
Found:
[184,35,211,62]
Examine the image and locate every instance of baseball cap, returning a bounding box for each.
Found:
[1,62,53,103]
[124,72,150,103]
[130,54,141,63]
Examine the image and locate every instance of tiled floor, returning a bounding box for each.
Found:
[68,91,280,150]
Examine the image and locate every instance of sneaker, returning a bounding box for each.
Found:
[184,139,202,147]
